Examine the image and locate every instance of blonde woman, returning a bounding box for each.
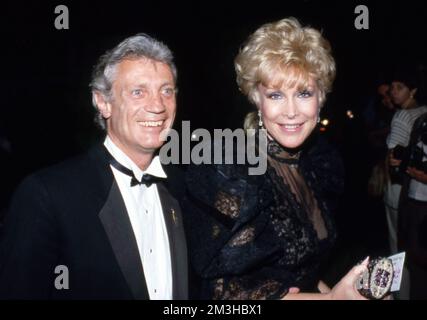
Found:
[183,18,371,300]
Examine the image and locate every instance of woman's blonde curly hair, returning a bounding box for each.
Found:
[235,17,336,129]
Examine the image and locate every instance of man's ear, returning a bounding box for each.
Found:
[93,91,112,119]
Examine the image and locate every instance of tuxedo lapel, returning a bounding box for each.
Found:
[90,144,149,300]
[90,145,187,300]
[157,182,188,300]
[98,181,149,300]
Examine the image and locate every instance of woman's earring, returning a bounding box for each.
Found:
[317,109,321,124]
[258,110,263,128]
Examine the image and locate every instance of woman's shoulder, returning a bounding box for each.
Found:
[301,135,345,195]
[185,162,255,195]
[184,159,271,219]
[302,135,342,164]
[393,106,427,122]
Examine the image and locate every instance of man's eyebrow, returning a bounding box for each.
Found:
[160,81,175,87]
[131,81,175,88]
[128,83,147,88]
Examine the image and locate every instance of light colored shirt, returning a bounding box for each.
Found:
[386,106,427,148]
[408,141,427,201]
[104,137,172,300]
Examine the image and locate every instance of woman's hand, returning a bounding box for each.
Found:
[281,258,371,300]
[317,280,331,293]
[326,257,369,300]
[406,166,427,183]
[388,150,402,167]
[288,287,300,294]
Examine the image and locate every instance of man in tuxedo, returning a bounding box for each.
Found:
[0,34,187,299]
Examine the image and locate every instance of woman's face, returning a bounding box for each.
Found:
[256,77,320,149]
[390,81,414,108]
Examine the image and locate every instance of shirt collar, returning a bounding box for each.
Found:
[104,136,167,182]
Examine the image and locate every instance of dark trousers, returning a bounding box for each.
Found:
[399,198,427,299]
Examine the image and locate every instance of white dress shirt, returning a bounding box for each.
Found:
[408,141,427,201]
[104,137,172,300]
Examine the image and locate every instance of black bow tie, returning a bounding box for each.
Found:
[107,152,165,187]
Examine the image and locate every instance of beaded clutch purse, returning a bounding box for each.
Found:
[356,257,394,299]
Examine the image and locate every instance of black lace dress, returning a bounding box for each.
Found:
[182,134,344,299]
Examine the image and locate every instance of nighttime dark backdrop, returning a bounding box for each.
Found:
[1,0,427,276]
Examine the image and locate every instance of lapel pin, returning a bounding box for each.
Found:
[171,208,177,225]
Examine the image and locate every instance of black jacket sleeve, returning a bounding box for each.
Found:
[0,174,60,299]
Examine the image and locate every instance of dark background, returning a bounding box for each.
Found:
[1,0,427,281]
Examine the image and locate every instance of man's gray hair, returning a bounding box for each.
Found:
[90,33,177,130]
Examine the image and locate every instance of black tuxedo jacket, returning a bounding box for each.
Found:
[0,144,188,299]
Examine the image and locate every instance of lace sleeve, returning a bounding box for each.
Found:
[214,190,241,219]
[211,275,289,300]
